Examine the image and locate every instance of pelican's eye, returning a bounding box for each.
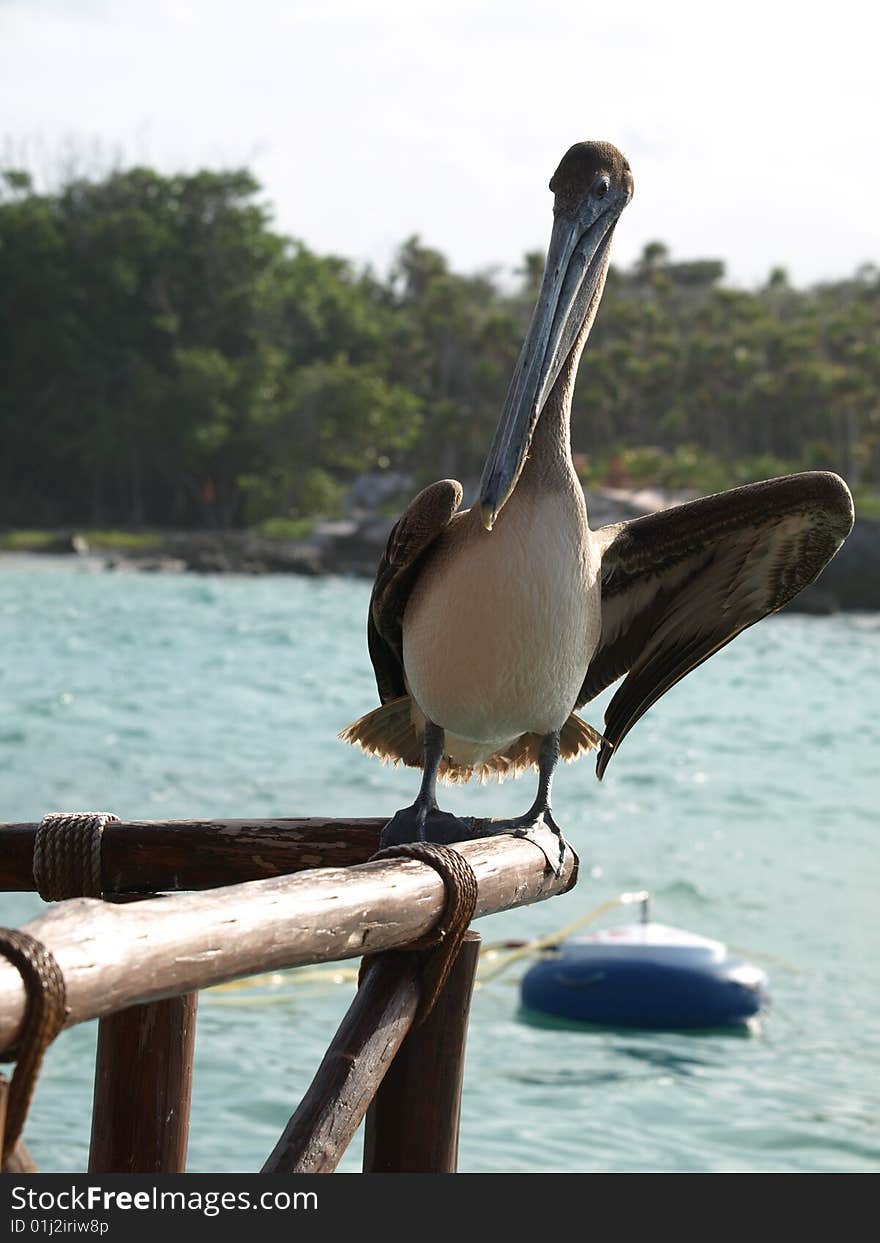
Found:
[592,174,610,199]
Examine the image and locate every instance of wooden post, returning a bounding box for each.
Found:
[2,1140,37,1173]
[0,1070,38,1173]
[363,930,481,1173]
[88,993,198,1173]
[262,954,420,1173]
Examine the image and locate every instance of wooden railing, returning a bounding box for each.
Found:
[0,818,576,1174]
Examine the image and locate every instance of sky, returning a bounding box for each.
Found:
[1,0,878,288]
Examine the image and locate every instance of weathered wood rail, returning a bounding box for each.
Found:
[0,818,387,892]
[0,818,577,1174]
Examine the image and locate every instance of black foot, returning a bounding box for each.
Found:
[471,809,571,877]
[379,805,479,849]
[378,803,573,877]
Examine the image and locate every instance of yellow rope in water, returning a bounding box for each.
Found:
[207,965,359,996]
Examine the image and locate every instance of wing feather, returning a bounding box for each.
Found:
[367,479,464,704]
[577,471,854,777]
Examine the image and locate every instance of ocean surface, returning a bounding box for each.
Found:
[0,557,877,1174]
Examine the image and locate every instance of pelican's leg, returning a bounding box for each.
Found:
[379,720,474,849]
[479,731,570,875]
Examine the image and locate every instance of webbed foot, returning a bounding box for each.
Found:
[379,804,478,849]
[472,809,571,877]
[378,804,572,876]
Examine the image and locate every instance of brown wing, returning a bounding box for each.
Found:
[577,471,854,778]
[368,478,464,704]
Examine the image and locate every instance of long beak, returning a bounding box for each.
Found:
[478,206,619,530]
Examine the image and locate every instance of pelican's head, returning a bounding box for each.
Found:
[479,141,633,530]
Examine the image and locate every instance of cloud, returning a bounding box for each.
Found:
[1,0,878,285]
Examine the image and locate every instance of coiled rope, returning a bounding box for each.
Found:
[359,842,478,1024]
[0,930,67,1169]
[32,811,119,901]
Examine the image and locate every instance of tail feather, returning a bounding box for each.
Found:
[339,697,422,769]
[559,712,607,762]
[340,696,608,786]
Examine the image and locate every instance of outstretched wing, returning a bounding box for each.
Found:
[577,471,854,777]
[368,478,464,704]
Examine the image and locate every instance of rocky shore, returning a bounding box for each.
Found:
[3,486,875,612]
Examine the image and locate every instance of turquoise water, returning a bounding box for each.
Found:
[0,558,877,1173]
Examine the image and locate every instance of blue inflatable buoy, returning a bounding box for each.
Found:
[520,921,768,1030]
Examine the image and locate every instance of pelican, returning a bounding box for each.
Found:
[341,140,854,869]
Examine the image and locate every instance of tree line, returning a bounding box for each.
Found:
[1,165,877,530]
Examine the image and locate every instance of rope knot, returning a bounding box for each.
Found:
[33,812,119,901]
[0,929,67,1167]
[362,842,478,1024]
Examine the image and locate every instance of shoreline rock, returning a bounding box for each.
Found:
[2,487,875,612]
